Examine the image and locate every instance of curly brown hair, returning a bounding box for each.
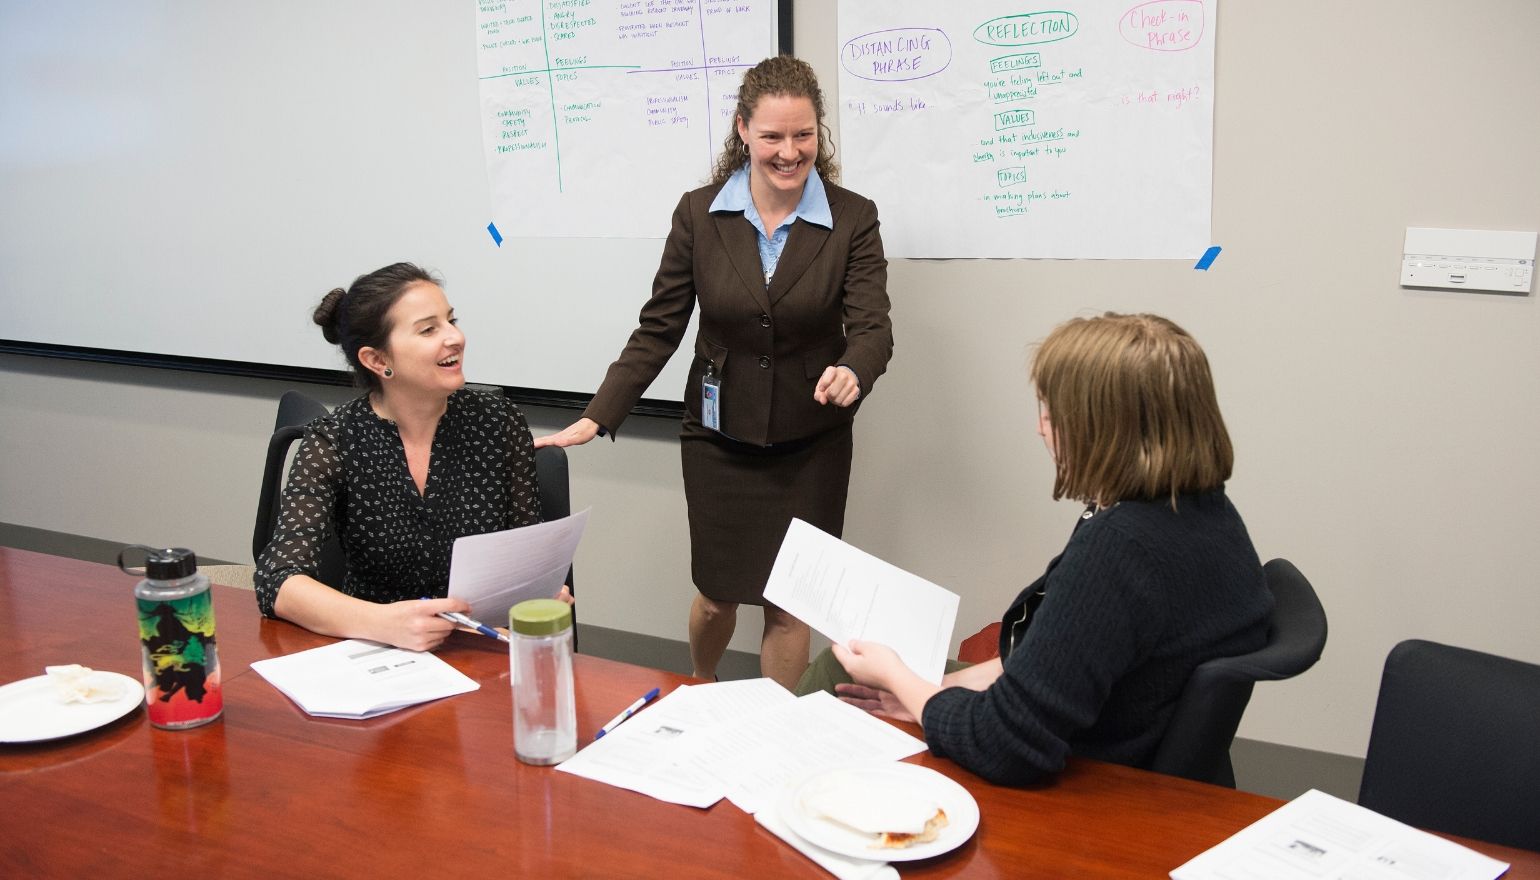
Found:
[709,55,839,187]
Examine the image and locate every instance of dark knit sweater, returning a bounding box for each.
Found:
[921,490,1272,786]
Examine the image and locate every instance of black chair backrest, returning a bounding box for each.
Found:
[1358,640,1540,852]
[252,391,346,586]
[1149,558,1329,786]
[273,389,329,435]
[533,443,574,593]
[533,443,577,650]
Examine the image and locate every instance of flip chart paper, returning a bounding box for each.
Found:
[476,0,780,239]
[837,0,1216,258]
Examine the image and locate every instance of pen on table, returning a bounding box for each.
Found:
[595,687,660,740]
[421,599,510,643]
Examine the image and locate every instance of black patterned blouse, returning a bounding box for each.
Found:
[254,389,543,617]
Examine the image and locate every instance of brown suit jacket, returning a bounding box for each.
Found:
[583,179,893,446]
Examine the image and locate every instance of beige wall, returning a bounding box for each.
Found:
[3,0,1538,758]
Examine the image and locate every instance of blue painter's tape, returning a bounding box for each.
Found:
[487,222,503,247]
[1194,245,1221,270]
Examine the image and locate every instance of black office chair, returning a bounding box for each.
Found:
[1148,558,1328,787]
[533,443,578,650]
[1357,640,1540,852]
[251,390,346,584]
[534,444,573,584]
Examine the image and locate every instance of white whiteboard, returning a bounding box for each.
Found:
[836,0,1215,259]
[0,1,780,404]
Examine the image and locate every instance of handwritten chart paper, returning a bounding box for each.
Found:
[477,0,778,239]
[836,0,1216,258]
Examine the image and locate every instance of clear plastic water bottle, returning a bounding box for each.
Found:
[509,598,575,765]
[118,545,223,729]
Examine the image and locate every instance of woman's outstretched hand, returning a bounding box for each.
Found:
[833,639,945,726]
[534,418,600,449]
[834,681,916,722]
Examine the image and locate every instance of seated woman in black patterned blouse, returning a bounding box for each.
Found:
[254,262,567,651]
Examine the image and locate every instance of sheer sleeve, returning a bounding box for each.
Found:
[504,399,544,527]
[253,425,343,617]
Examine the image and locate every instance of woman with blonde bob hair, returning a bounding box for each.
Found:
[1033,312,1234,506]
[826,313,1273,786]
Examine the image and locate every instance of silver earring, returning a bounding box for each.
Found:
[741,142,749,156]
[383,367,394,378]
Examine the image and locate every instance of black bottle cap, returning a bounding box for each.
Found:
[146,547,197,579]
[118,545,197,580]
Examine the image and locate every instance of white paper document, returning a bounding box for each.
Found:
[755,808,899,880]
[556,680,926,817]
[250,640,479,720]
[1171,789,1510,880]
[448,508,589,623]
[556,678,796,808]
[764,519,960,684]
[688,690,928,816]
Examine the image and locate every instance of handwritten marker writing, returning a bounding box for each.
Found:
[595,687,660,740]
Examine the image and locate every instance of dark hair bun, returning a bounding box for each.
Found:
[312,288,346,344]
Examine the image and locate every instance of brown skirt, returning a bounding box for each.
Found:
[680,421,853,605]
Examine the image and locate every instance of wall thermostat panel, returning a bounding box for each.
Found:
[1401,227,1535,294]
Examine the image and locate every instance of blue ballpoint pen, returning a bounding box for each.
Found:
[419,597,510,643]
[437,608,511,643]
[595,687,660,739]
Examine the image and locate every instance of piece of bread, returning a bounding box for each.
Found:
[800,769,952,849]
[878,808,949,849]
[45,664,127,704]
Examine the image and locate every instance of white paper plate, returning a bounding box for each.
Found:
[779,763,980,862]
[0,672,145,743]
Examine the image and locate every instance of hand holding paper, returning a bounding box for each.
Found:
[448,509,589,623]
[763,519,959,684]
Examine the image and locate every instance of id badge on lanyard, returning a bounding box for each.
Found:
[702,361,722,432]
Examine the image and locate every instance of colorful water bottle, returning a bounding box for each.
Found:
[119,545,223,729]
[510,599,576,765]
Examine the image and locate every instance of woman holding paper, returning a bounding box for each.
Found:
[536,56,893,689]
[254,262,568,651]
[826,313,1273,786]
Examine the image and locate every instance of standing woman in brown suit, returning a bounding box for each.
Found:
[537,56,893,689]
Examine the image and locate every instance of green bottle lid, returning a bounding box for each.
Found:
[509,599,572,636]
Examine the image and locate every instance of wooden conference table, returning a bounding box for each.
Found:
[2,548,1535,878]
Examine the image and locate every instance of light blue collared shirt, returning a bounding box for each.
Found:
[709,165,833,287]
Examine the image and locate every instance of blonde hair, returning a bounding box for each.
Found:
[1030,313,1233,506]
[710,55,839,186]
